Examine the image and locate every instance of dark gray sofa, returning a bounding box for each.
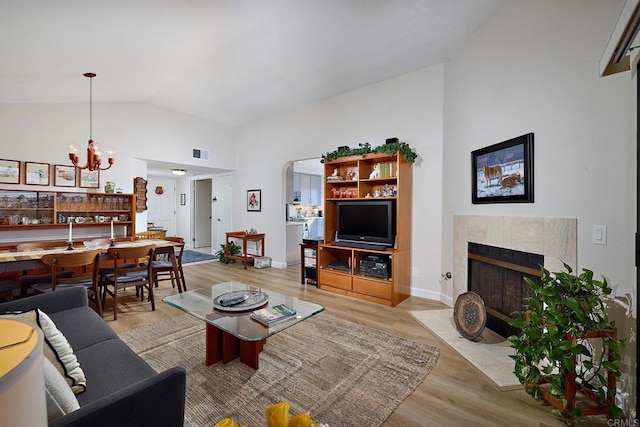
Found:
[0,286,186,426]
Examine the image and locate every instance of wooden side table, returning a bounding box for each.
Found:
[225,231,265,269]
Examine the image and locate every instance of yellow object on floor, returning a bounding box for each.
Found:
[214,401,320,427]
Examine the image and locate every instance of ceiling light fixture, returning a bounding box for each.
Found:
[172,169,186,176]
[67,73,115,171]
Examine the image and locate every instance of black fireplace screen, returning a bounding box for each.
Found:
[467,242,542,338]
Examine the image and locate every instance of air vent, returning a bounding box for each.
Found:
[192,148,210,160]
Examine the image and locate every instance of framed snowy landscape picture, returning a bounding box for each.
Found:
[471,133,534,204]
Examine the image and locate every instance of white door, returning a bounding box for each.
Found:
[194,179,212,248]
[214,174,233,250]
[146,178,176,236]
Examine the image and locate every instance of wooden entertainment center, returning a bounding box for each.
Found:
[318,151,412,307]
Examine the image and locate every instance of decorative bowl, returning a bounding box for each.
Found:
[83,240,102,250]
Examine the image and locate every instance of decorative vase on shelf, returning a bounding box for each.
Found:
[104,181,115,194]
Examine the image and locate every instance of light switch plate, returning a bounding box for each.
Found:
[592,225,607,245]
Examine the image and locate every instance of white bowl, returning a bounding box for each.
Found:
[83,240,101,250]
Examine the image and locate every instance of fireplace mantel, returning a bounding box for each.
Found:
[452,215,577,305]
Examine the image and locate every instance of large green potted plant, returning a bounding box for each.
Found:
[508,263,625,424]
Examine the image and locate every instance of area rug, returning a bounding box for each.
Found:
[410,309,521,391]
[181,249,217,264]
[119,314,439,426]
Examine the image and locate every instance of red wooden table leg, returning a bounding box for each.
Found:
[205,323,222,366]
[206,323,266,369]
[243,239,248,268]
[221,331,240,363]
[239,339,265,369]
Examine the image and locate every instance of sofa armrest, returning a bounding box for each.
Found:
[49,366,187,427]
[0,286,88,314]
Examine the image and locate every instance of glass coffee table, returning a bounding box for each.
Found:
[163,281,324,369]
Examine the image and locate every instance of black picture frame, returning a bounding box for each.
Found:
[247,189,261,212]
[471,133,534,204]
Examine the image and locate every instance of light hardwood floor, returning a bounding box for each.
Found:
[105,260,608,427]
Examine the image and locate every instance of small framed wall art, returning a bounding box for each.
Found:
[471,133,534,204]
[25,162,50,186]
[247,189,261,212]
[54,165,77,187]
[79,169,100,188]
[0,159,20,184]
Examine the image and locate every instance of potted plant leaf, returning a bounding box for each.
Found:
[214,241,241,264]
[508,263,625,424]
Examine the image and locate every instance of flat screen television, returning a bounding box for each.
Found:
[336,200,395,248]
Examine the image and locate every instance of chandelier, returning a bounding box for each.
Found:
[67,73,115,171]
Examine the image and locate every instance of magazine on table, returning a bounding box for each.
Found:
[250,304,297,325]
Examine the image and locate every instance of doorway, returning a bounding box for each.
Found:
[193,179,212,249]
[214,174,233,250]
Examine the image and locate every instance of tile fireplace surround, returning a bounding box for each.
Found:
[452,215,577,303]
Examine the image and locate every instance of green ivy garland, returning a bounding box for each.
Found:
[320,141,418,164]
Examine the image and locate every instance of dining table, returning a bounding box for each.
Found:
[0,238,181,273]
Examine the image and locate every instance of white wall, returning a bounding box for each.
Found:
[0,102,236,188]
[234,66,444,298]
[443,3,636,414]
[442,0,633,301]
[0,102,236,236]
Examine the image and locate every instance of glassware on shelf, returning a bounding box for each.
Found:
[97,196,104,210]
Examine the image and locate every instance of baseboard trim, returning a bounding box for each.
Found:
[410,288,453,307]
[271,260,288,269]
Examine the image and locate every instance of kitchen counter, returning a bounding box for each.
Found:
[287,217,323,224]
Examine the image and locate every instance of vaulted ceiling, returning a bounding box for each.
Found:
[0,0,507,128]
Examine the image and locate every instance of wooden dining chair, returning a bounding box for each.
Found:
[0,280,19,302]
[166,236,187,291]
[152,237,186,292]
[101,244,155,320]
[91,237,138,281]
[17,240,74,297]
[32,249,103,315]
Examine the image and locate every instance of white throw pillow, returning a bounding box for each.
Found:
[0,309,87,394]
[44,357,80,421]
